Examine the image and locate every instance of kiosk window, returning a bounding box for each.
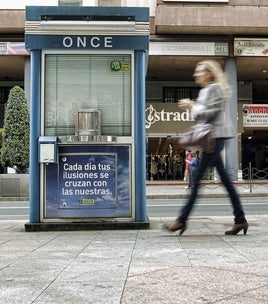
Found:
[44,54,132,136]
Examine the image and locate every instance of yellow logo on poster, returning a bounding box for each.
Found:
[79,198,95,205]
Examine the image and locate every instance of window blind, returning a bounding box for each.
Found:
[44,54,132,136]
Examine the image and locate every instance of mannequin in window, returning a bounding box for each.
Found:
[183,149,192,181]
[166,143,175,175]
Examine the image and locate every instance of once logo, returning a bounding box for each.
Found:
[63,36,113,48]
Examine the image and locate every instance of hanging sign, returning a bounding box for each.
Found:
[243,104,268,128]
[234,39,268,56]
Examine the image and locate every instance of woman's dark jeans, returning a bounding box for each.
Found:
[178,139,247,224]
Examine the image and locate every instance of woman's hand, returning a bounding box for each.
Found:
[178,99,195,110]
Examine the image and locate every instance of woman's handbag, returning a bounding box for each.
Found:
[179,122,215,153]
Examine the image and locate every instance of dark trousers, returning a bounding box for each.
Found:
[188,168,197,188]
[178,139,247,224]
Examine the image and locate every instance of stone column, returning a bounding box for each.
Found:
[224,57,238,181]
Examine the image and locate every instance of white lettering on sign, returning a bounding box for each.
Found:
[63,37,73,47]
[91,37,100,48]
[63,36,113,48]
[105,37,113,48]
[60,157,114,198]
[145,104,193,129]
[77,37,86,48]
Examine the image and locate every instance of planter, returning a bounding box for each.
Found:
[0,174,29,198]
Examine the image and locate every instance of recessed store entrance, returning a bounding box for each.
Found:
[146,136,204,181]
[242,132,268,180]
[146,136,184,181]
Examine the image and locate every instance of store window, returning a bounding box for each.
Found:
[147,136,186,181]
[146,136,214,181]
[43,53,132,136]
[163,87,199,103]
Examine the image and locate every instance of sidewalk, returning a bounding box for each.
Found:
[0,182,267,303]
[1,215,268,303]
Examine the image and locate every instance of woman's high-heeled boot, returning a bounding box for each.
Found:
[225,222,249,235]
[163,220,187,235]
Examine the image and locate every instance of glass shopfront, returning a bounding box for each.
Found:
[145,99,224,181]
[146,102,194,181]
[146,135,187,181]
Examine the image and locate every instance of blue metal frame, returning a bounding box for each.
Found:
[134,51,147,222]
[29,50,41,222]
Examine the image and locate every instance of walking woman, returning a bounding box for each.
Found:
[164,60,248,235]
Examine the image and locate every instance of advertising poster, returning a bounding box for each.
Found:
[44,145,131,219]
[58,153,117,209]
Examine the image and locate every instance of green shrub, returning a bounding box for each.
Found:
[0,128,3,147]
[1,86,30,173]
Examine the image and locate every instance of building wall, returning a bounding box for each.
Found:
[1,1,267,37]
[0,10,24,34]
[154,2,268,36]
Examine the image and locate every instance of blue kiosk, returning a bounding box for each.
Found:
[25,6,150,231]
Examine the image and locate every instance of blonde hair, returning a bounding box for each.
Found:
[197,60,232,100]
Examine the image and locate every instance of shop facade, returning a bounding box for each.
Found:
[0,1,268,184]
[146,41,239,181]
[144,0,268,181]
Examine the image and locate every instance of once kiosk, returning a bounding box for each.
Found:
[25,6,150,231]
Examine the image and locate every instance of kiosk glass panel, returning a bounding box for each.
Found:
[44,54,132,136]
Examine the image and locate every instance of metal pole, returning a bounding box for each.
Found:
[249,162,252,193]
[150,153,153,181]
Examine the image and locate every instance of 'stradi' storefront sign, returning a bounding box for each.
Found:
[145,103,194,134]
